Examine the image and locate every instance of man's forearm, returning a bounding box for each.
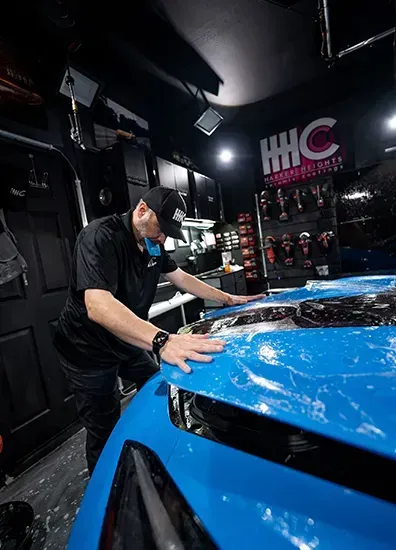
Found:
[85,289,159,350]
[173,271,227,303]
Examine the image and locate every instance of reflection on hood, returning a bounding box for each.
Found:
[181,291,396,336]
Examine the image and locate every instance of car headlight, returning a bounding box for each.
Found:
[100,441,216,549]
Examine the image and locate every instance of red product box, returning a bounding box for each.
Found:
[246,270,259,280]
[244,259,258,270]
[242,247,257,258]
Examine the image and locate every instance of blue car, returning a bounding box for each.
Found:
[68,276,396,549]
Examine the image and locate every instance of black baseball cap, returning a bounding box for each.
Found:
[142,187,187,242]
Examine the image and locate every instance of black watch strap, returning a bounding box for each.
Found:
[152,330,170,355]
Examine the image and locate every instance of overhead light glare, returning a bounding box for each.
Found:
[388,115,396,130]
[219,149,233,163]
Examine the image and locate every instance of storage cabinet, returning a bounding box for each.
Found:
[194,172,209,219]
[191,171,220,221]
[157,157,177,189]
[156,160,221,222]
[121,144,150,207]
[174,164,194,217]
[157,157,193,217]
[202,270,247,308]
[206,177,219,221]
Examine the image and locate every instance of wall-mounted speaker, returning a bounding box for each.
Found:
[78,144,130,222]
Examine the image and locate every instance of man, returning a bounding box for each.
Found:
[54,187,259,474]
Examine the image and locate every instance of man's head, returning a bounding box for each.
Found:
[132,187,187,245]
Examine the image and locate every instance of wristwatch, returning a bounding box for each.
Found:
[152,330,170,355]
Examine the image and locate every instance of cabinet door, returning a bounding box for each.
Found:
[157,157,176,189]
[221,273,236,294]
[174,164,193,217]
[206,177,219,221]
[194,172,209,219]
[122,145,149,207]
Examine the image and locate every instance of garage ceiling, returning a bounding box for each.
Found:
[3,0,395,132]
[159,0,322,106]
[156,0,394,108]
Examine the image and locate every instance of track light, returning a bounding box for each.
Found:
[219,149,233,163]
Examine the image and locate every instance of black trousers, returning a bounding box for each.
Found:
[58,350,159,475]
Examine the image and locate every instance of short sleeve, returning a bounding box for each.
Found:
[75,226,119,295]
[161,250,178,274]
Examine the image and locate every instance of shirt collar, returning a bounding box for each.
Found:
[122,210,149,260]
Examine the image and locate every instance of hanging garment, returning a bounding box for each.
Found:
[0,212,28,286]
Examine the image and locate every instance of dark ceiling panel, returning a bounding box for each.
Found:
[330,0,395,53]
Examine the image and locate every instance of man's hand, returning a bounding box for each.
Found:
[222,293,264,306]
[160,333,225,374]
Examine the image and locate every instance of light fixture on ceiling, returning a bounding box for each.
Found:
[388,115,396,130]
[59,66,100,150]
[219,149,233,163]
[59,67,100,108]
[182,218,215,230]
[194,106,224,136]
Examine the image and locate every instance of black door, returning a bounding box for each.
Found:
[0,144,78,468]
[174,164,193,217]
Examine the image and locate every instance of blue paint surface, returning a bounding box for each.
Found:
[69,276,396,549]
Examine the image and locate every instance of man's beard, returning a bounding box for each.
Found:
[133,219,148,245]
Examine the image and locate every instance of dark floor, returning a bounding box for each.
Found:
[0,428,89,550]
[0,392,135,550]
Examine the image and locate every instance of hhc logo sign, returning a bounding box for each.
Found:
[260,117,344,187]
[261,117,340,174]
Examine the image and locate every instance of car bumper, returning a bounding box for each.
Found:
[69,374,396,550]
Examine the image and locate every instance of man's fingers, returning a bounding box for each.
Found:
[187,351,213,363]
[247,294,264,301]
[191,343,224,353]
[209,338,226,346]
[232,297,248,304]
[177,360,192,374]
[190,333,209,339]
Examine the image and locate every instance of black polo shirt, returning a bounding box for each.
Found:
[54,211,178,367]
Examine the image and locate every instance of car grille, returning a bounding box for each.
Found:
[169,386,396,504]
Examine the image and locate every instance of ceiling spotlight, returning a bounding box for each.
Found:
[194,106,224,136]
[219,149,233,163]
[388,115,396,130]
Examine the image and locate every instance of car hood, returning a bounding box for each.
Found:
[162,276,396,460]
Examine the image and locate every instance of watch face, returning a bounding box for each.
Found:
[157,332,168,346]
[154,331,169,351]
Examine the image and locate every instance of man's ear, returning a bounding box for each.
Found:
[137,201,148,218]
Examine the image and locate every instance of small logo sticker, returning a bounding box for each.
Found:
[148,258,158,268]
[172,208,186,223]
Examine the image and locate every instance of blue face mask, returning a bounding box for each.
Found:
[144,238,161,256]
